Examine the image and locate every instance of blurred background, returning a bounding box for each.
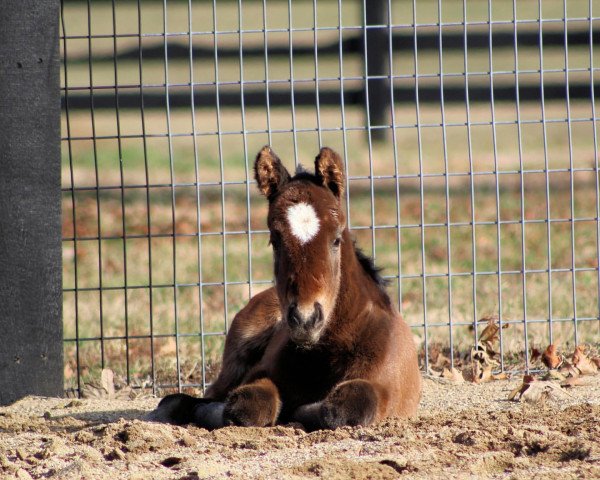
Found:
[61,0,600,395]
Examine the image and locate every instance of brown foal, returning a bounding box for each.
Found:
[149,146,421,430]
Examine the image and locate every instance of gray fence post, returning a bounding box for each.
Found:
[0,0,63,405]
[364,0,390,142]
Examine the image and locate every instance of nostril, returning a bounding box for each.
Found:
[311,302,324,327]
[287,303,301,327]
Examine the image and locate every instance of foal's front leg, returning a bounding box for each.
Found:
[223,377,281,427]
[293,379,384,430]
[205,288,281,400]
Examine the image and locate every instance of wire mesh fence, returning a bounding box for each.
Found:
[60,0,600,396]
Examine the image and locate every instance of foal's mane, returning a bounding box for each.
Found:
[288,168,391,302]
[354,247,390,289]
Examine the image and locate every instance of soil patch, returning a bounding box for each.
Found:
[1,376,600,479]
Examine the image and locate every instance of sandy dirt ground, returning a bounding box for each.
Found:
[1,375,599,480]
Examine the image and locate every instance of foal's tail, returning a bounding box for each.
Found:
[146,393,226,430]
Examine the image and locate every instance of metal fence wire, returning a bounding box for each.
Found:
[60,0,600,396]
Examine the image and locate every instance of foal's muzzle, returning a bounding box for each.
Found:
[286,302,324,345]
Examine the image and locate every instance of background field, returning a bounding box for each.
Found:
[61,0,600,394]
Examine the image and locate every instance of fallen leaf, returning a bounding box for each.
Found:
[468,343,499,384]
[508,376,567,404]
[558,360,581,378]
[542,345,563,370]
[478,316,508,356]
[472,343,498,367]
[572,345,586,362]
[479,315,508,343]
[442,367,464,383]
[428,343,451,370]
[592,357,600,369]
[491,372,509,381]
[560,376,592,388]
[473,364,493,384]
[433,353,451,370]
[571,345,598,376]
[521,382,565,404]
[508,375,536,401]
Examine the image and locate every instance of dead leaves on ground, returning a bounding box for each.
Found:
[509,344,599,404]
[572,345,599,376]
[464,316,509,384]
[441,367,464,383]
[427,314,599,400]
[541,345,564,370]
[429,336,598,403]
[539,344,599,378]
[430,316,510,384]
[467,342,511,384]
[508,375,568,404]
[478,315,508,358]
[559,376,593,388]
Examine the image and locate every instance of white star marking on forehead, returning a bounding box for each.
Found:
[286,202,320,244]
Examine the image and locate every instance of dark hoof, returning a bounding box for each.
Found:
[192,401,225,430]
[147,393,225,430]
[292,402,323,432]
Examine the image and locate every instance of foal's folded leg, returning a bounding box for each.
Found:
[205,288,281,401]
[223,377,281,427]
[293,379,384,430]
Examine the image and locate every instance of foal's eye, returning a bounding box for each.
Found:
[333,237,342,248]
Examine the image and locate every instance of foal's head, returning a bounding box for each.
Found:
[255,146,346,347]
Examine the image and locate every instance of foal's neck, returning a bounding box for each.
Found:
[334,229,390,322]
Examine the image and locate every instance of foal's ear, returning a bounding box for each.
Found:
[254,146,291,199]
[315,147,345,199]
